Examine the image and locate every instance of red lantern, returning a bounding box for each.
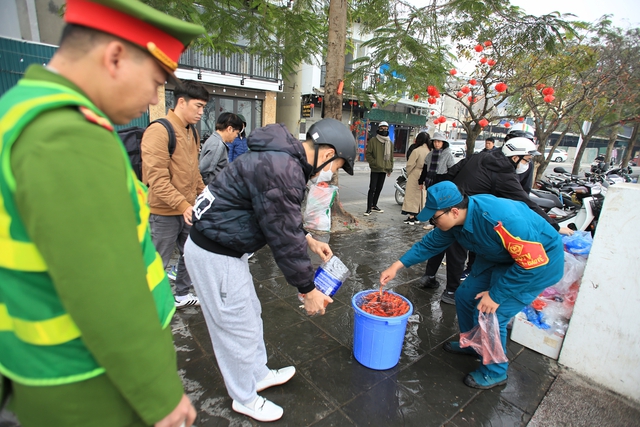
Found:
[484,40,492,46]
[495,82,507,93]
[430,111,435,115]
[318,97,323,103]
[488,59,496,66]
[372,102,377,107]
[518,117,525,122]
[456,91,464,98]
[427,97,436,104]
[536,83,545,91]
[450,69,457,75]
[542,87,555,96]
[438,116,446,123]
[504,122,511,128]
[544,95,555,103]
[427,85,439,96]
[310,103,314,108]
[452,123,457,127]
[479,118,489,127]
[461,86,471,94]
[480,57,487,64]
[473,97,478,103]
[468,96,474,102]
[469,79,477,85]
[413,94,420,100]
[474,44,484,52]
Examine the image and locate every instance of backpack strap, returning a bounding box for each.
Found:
[150,118,176,157]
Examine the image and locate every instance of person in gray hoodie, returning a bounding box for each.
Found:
[184,119,356,423]
[418,131,456,189]
[199,112,244,185]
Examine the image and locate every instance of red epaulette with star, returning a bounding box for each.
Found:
[78,106,114,132]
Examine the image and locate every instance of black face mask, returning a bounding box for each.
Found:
[377,130,389,137]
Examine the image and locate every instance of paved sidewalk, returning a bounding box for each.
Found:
[2,177,639,427]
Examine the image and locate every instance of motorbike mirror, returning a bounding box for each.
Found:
[553,167,568,174]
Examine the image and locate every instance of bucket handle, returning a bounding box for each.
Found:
[386,318,402,325]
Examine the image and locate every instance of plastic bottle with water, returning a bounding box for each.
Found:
[298,256,351,304]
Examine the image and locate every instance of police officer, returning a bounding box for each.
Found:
[0,0,204,426]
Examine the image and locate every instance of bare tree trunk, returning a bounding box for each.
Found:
[276,69,303,136]
[324,0,357,227]
[535,127,571,181]
[620,122,639,168]
[324,0,347,120]
[604,125,618,166]
[572,133,593,175]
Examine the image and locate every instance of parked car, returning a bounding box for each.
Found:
[544,147,568,163]
[448,140,467,157]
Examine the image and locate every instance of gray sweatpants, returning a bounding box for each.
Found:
[149,214,192,296]
[184,237,270,404]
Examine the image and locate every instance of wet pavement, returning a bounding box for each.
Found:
[169,221,559,427]
[2,163,640,427]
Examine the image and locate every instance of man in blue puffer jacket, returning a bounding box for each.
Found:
[380,181,564,390]
[184,119,356,422]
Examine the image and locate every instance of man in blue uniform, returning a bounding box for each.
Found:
[380,181,564,389]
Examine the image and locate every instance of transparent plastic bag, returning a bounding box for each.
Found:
[303,182,338,232]
[546,251,586,295]
[459,312,509,365]
[562,231,593,256]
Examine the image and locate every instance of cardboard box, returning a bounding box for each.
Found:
[510,313,565,360]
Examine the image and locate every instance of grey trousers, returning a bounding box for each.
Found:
[184,237,270,404]
[149,214,192,296]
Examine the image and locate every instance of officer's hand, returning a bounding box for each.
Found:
[475,291,499,314]
[558,227,574,236]
[387,172,392,177]
[303,288,332,316]
[155,394,196,427]
[306,235,333,262]
[182,206,193,226]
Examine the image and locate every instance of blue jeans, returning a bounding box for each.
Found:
[455,266,532,377]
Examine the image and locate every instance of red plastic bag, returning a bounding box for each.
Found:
[459,312,509,365]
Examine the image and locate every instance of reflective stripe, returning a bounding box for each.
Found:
[147,252,165,292]
[0,303,81,346]
[0,237,47,271]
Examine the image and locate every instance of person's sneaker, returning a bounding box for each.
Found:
[364,210,372,216]
[443,341,479,357]
[460,269,471,281]
[167,265,177,281]
[423,224,434,231]
[403,217,415,225]
[256,366,296,392]
[441,290,456,305]
[417,275,439,289]
[371,206,384,213]
[175,293,199,309]
[232,396,283,422]
[463,370,508,390]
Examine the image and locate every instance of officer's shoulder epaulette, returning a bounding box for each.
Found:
[78,106,114,132]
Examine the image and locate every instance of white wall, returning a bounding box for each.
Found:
[559,183,640,404]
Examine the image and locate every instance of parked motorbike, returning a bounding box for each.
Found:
[394,167,407,205]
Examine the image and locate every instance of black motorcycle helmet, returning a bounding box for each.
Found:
[504,128,534,142]
[307,118,357,175]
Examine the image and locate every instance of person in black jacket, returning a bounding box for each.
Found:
[183,118,356,422]
[417,137,573,304]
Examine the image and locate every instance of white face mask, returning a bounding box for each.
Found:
[516,161,530,174]
[314,161,334,183]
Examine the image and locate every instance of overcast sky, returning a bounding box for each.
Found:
[509,0,640,28]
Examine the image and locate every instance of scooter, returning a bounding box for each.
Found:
[394,167,407,205]
[557,182,607,235]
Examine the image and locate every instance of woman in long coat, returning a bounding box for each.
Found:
[402,132,431,225]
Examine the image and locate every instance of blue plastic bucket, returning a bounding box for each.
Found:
[352,290,414,370]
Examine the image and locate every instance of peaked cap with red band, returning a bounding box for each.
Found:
[64,0,204,77]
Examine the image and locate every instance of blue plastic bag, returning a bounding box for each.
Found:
[562,231,593,256]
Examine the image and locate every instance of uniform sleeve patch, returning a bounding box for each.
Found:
[78,106,114,132]
[494,221,549,269]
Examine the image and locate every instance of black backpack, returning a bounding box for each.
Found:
[117,118,197,181]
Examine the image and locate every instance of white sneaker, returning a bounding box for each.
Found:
[232,396,283,422]
[256,366,296,392]
[175,293,200,309]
